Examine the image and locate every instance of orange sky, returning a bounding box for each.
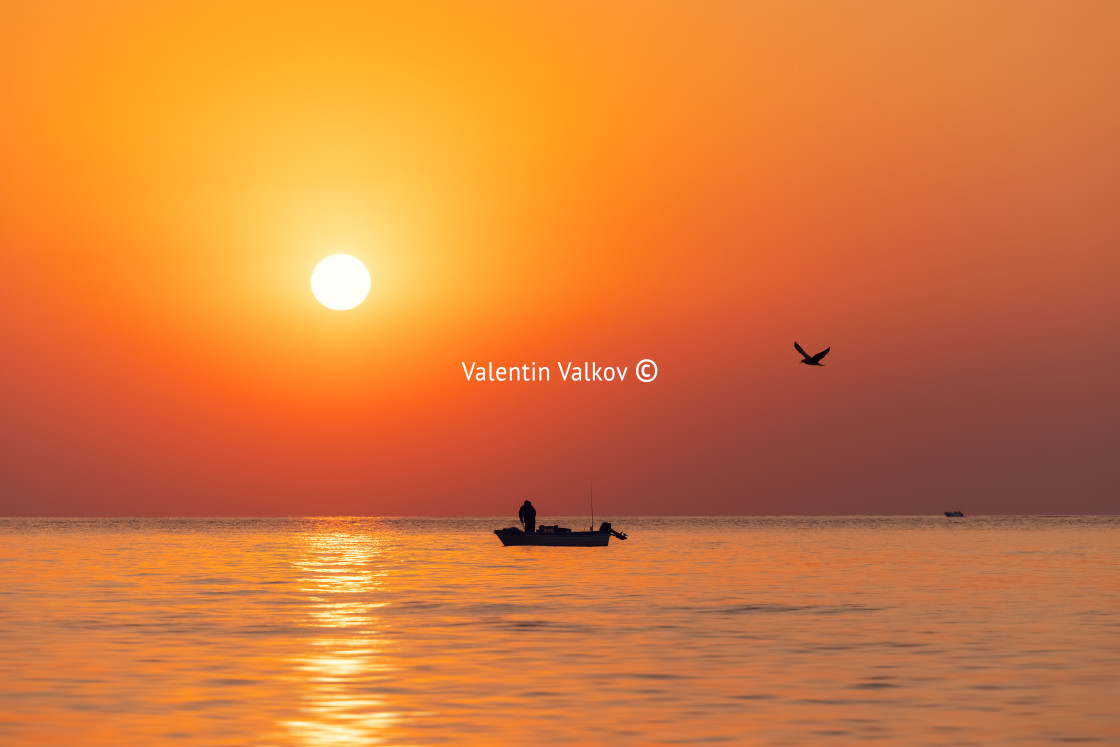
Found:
[2,1,1118,516]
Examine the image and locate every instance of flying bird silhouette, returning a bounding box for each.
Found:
[794,341,830,366]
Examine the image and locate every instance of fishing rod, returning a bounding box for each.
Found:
[590,479,594,531]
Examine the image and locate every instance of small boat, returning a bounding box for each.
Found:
[494,522,628,547]
[944,510,965,517]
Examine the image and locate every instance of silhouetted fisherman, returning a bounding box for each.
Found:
[519,500,536,533]
[794,341,830,366]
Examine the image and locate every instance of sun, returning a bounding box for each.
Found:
[311,255,370,310]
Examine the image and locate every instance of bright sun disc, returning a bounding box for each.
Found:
[311,254,370,310]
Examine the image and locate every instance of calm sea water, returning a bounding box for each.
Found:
[0,516,1117,746]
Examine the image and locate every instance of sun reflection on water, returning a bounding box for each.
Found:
[279,522,402,746]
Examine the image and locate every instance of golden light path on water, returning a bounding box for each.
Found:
[280,529,399,746]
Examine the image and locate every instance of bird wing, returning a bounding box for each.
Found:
[810,347,831,363]
[794,341,809,359]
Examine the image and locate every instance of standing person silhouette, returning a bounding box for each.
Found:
[518,500,537,533]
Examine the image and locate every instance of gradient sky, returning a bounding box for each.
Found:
[2,1,1118,517]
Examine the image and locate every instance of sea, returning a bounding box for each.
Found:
[0,516,1117,746]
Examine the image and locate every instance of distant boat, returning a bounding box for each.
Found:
[494,522,628,547]
[944,510,965,518]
